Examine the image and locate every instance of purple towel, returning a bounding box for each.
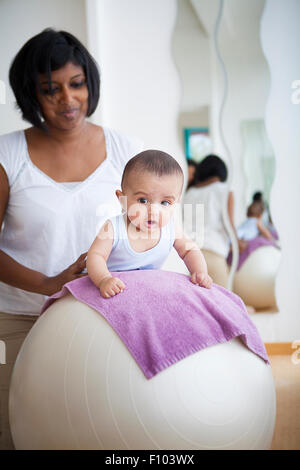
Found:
[227,236,279,270]
[41,270,269,379]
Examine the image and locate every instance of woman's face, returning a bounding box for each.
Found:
[36,62,89,130]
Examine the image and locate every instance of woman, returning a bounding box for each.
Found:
[0,28,142,449]
[183,154,247,288]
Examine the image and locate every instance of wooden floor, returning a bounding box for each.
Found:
[269,354,300,450]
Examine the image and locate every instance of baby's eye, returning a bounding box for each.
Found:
[138,197,148,204]
[161,200,171,206]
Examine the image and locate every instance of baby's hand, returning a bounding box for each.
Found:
[99,276,126,298]
[191,272,213,289]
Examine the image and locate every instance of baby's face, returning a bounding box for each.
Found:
[118,171,183,233]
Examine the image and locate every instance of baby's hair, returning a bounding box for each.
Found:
[247,201,265,218]
[121,150,183,189]
[252,191,263,202]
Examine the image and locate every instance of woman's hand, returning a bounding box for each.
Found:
[45,252,88,295]
[99,276,126,298]
[191,272,213,289]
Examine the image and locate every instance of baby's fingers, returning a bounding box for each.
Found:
[111,283,123,295]
[199,274,213,289]
[191,272,213,288]
[115,278,126,291]
[196,272,206,284]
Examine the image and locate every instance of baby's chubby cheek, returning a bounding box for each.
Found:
[127,203,148,226]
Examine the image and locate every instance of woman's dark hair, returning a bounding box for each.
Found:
[9,28,100,131]
[195,154,228,183]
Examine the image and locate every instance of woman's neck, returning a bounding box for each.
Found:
[42,120,92,146]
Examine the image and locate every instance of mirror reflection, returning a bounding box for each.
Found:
[174,0,281,312]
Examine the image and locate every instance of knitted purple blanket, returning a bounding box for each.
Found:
[41,270,269,379]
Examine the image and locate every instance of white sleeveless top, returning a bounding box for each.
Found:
[0,127,143,315]
[106,214,175,272]
[237,217,259,241]
[183,182,230,258]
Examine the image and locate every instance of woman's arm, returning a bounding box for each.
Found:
[173,219,212,288]
[87,220,125,297]
[0,165,87,296]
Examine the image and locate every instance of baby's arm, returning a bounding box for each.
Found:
[87,220,125,298]
[257,218,274,241]
[173,220,213,288]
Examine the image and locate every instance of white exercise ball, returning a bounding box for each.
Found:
[9,294,276,450]
[233,246,281,310]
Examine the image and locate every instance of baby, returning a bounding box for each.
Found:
[87,150,213,298]
[237,201,274,242]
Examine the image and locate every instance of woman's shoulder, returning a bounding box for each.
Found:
[0,129,27,184]
[183,186,198,200]
[214,181,229,192]
[199,181,229,195]
[183,181,228,203]
[103,126,144,166]
[0,128,25,147]
[103,126,143,148]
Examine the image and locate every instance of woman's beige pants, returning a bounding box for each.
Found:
[202,249,229,289]
[0,312,37,450]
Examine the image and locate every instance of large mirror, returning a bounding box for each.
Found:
[173,0,281,312]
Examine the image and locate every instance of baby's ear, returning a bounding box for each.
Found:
[116,190,127,211]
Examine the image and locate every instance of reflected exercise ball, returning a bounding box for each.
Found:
[233,246,281,310]
[9,294,276,450]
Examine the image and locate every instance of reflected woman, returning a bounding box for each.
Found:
[183,154,246,288]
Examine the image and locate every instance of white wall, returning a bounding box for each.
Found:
[172,0,210,113]
[207,0,270,225]
[257,0,300,342]
[222,59,270,224]
[172,0,211,159]
[86,0,183,161]
[174,0,269,224]
[0,0,87,136]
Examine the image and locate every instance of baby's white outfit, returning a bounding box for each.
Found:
[106,214,175,272]
[237,217,259,241]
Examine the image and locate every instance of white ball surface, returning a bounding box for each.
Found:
[233,246,281,309]
[9,294,276,450]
